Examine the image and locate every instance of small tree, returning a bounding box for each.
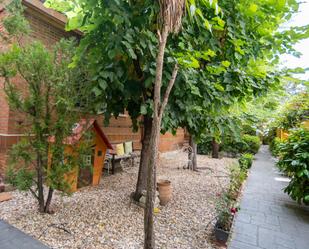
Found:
[0,1,88,212]
[0,39,87,213]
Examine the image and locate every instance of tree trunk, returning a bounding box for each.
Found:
[189,136,197,171]
[44,187,54,213]
[133,115,153,201]
[144,25,168,249]
[144,20,179,246]
[144,117,160,249]
[37,154,45,213]
[212,138,220,159]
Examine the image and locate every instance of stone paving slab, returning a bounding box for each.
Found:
[0,220,49,249]
[228,146,309,249]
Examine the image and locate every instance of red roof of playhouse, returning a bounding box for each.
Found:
[49,119,113,149]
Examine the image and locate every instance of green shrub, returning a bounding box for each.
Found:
[6,166,35,191]
[220,136,245,155]
[238,153,254,170]
[198,134,261,156]
[242,134,261,154]
[277,128,309,205]
[269,137,283,157]
[228,163,247,200]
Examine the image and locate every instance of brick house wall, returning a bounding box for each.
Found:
[0,0,187,175]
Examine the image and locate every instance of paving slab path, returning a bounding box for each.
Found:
[228,145,309,249]
[0,219,49,249]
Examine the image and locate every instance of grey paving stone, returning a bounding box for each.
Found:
[229,240,262,249]
[0,220,49,249]
[258,227,296,249]
[228,146,309,249]
[233,221,258,236]
[235,212,251,223]
[234,231,257,246]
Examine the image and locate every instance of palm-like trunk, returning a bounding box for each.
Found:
[144,26,179,249]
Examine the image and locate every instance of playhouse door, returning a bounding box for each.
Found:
[77,151,94,189]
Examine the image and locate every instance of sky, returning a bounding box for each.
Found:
[280,0,309,80]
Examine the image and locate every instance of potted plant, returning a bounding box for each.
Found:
[214,193,236,244]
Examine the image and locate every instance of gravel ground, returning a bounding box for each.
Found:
[0,152,235,249]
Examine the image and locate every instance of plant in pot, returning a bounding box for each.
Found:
[214,193,234,244]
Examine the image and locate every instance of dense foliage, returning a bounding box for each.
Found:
[198,133,260,156]
[241,135,261,154]
[269,137,283,157]
[275,92,309,130]
[277,128,309,205]
[238,153,254,171]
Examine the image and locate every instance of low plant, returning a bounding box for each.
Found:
[242,134,261,154]
[238,153,254,170]
[216,193,234,231]
[277,128,309,205]
[215,163,247,233]
[228,163,247,200]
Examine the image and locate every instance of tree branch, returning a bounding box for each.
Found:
[29,187,39,201]
[159,63,179,118]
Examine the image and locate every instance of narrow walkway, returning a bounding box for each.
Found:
[0,220,49,249]
[228,146,309,249]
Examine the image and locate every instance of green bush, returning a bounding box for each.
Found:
[198,134,261,156]
[242,134,261,154]
[220,136,245,155]
[269,137,283,157]
[277,128,309,205]
[238,153,254,170]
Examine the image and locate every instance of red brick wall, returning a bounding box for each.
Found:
[24,11,77,47]
[159,129,186,152]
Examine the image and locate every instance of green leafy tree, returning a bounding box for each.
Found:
[276,92,309,130]
[0,1,89,212]
[44,0,223,201]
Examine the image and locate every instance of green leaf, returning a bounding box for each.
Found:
[222,60,231,68]
[140,104,147,115]
[214,83,224,92]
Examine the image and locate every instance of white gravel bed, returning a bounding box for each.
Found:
[0,153,235,249]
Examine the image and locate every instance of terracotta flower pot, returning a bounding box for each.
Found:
[157,180,172,206]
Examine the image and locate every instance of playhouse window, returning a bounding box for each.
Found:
[83,155,92,166]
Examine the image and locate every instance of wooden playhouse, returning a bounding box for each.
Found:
[48,119,113,192]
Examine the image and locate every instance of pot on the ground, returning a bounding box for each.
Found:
[214,220,229,243]
[157,180,172,206]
